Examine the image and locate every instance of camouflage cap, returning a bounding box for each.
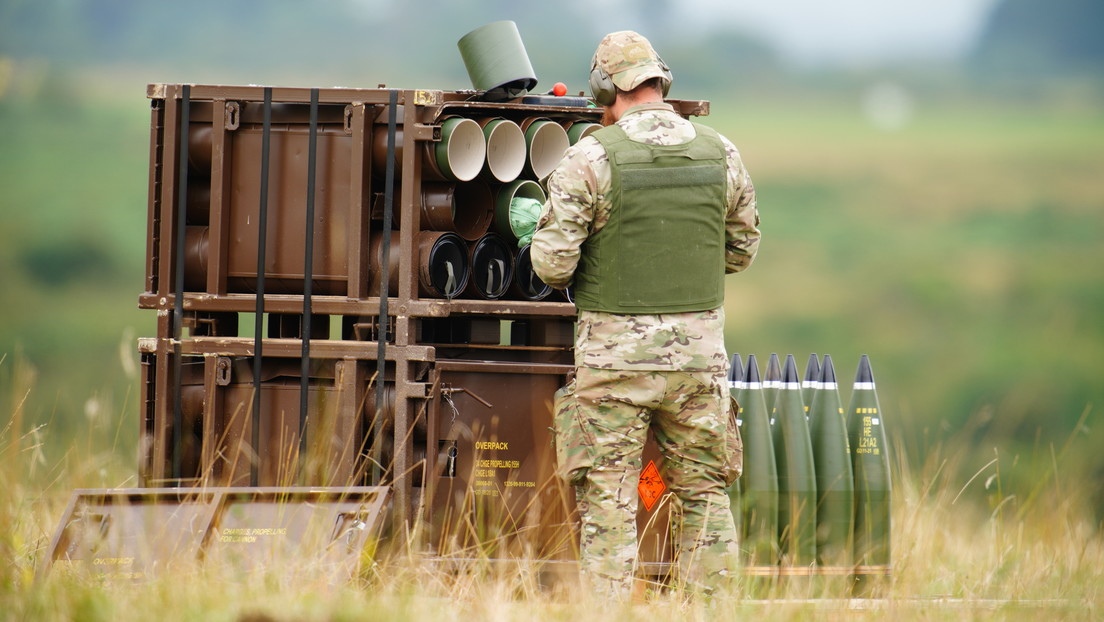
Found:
[593,30,670,92]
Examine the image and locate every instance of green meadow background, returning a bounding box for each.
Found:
[1,0,1102,618]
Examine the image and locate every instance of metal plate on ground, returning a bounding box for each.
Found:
[43,486,390,581]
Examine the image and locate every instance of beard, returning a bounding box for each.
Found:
[600,107,616,127]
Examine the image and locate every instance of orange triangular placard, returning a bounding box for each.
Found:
[638,459,666,512]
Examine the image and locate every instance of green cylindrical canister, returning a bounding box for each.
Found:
[521,117,570,180]
[457,21,538,100]
[773,354,817,568]
[564,120,601,145]
[494,179,546,244]
[479,117,526,183]
[809,355,854,571]
[433,117,486,182]
[847,355,891,585]
[371,118,485,183]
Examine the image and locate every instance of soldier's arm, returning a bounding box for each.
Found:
[530,146,598,288]
[721,136,761,274]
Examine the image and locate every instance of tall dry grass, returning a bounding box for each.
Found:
[1,354,1101,622]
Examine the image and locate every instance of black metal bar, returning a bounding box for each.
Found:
[251,87,273,486]
[373,90,398,484]
[299,88,319,466]
[171,85,191,485]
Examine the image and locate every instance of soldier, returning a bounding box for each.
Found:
[530,31,761,597]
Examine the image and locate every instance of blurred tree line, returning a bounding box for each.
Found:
[0,0,777,94]
[3,0,1101,107]
[971,0,1103,79]
[2,0,1101,89]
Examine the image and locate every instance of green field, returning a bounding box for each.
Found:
[1,409,1101,619]
[1,72,1103,619]
[720,96,1104,510]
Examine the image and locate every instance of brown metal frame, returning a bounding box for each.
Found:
[137,83,713,560]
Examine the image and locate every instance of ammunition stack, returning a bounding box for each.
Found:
[730,353,892,593]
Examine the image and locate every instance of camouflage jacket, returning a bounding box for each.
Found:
[531,102,760,372]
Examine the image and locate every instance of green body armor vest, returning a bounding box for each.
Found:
[573,123,728,314]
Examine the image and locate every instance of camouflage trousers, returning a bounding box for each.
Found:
[571,367,739,597]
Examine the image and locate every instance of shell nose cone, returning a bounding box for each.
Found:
[855,354,875,384]
[804,353,820,385]
[819,354,837,384]
[783,354,800,384]
[743,354,761,383]
[729,353,744,382]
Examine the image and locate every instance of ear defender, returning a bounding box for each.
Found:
[588,54,673,107]
[589,54,617,107]
[656,57,673,96]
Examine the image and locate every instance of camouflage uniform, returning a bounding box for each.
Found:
[532,32,760,598]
